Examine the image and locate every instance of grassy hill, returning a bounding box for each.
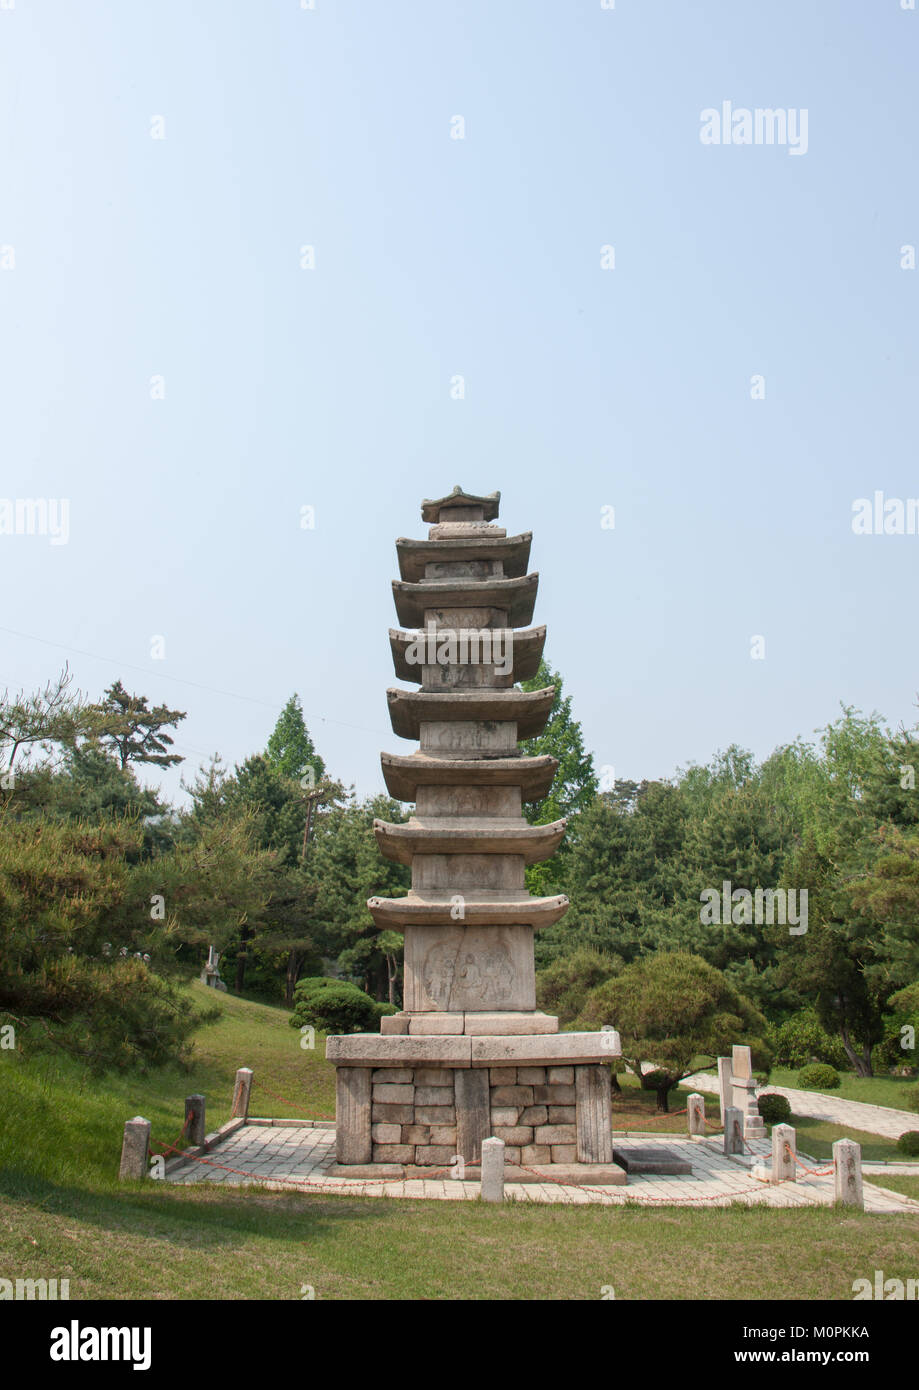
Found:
[2,984,918,1301]
[0,983,335,1194]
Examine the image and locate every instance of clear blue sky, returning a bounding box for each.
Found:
[1,0,917,806]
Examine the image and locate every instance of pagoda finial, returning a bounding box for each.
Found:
[420,488,500,524]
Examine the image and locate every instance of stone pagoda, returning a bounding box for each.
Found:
[326,487,624,1182]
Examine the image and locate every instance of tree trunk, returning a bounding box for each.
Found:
[235,925,250,993]
[610,1072,621,1094]
[385,952,398,1006]
[656,1087,669,1114]
[285,948,304,1007]
[840,1020,873,1077]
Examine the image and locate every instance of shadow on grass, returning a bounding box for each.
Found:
[0,1168,393,1251]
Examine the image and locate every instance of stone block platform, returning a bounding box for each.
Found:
[163,1120,919,1212]
[330,1049,620,1172]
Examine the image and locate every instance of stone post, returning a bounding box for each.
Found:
[771,1123,796,1183]
[336,1067,372,1164]
[481,1136,505,1202]
[687,1093,705,1136]
[575,1064,614,1163]
[185,1094,206,1146]
[231,1067,254,1120]
[833,1138,864,1209]
[717,1056,732,1126]
[119,1116,151,1180]
[723,1107,744,1155]
[731,1045,765,1139]
[455,1070,489,1164]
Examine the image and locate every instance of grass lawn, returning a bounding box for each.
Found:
[767,1067,919,1113]
[3,1181,918,1301]
[870,1175,919,1202]
[786,1115,912,1164]
[2,986,918,1302]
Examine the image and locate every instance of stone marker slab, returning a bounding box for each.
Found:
[612,1146,692,1176]
[717,1056,732,1126]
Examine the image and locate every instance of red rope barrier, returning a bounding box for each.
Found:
[149,1111,191,1160]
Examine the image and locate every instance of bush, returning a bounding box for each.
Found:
[289,977,378,1034]
[768,1010,848,1071]
[796,1063,841,1090]
[876,983,919,1071]
[896,1131,919,1157]
[575,951,771,1113]
[757,1092,792,1124]
[374,1002,399,1021]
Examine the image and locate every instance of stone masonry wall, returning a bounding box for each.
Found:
[370,1064,583,1167]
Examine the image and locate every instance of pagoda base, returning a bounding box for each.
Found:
[325,1160,627,1185]
[327,1030,621,1171]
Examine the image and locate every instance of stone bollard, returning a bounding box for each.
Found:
[119,1116,151,1180]
[771,1123,796,1183]
[481,1136,505,1203]
[717,1057,732,1126]
[724,1107,744,1155]
[231,1067,254,1120]
[185,1094,206,1146]
[833,1138,864,1209]
[687,1093,705,1136]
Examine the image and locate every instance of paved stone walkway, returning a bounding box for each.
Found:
[683,1072,919,1140]
[164,1120,918,1212]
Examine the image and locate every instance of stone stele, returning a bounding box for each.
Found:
[325,487,624,1183]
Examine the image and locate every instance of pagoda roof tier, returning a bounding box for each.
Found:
[421,487,500,523]
[388,625,545,684]
[395,532,532,582]
[372,816,567,866]
[366,890,569,930]
[381,752,557,803]
[387,686,555,741]
[392,573,538,627]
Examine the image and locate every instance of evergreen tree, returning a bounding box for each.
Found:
[96,680,186,771]
[519,659,598,895]
[266,694,325,784]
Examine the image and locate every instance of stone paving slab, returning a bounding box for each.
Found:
[683,1071,919,1139]
[164,1121,919,1212]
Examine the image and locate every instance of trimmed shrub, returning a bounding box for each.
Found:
[769,1010,848,1071]
[289,977,378,1034]
[796,1063,841,1091]
[757,1092,792,1124]
[896,1131,919,1157]
[374,1001,399,1021]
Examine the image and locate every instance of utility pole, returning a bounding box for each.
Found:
[301,784,325,862]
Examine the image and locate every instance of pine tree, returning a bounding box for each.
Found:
[96,680,186,770]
